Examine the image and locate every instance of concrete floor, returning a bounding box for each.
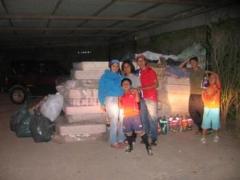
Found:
[0,93,240,180]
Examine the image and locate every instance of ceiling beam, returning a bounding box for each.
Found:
[107,2,161,28]
[0,14,165,21]
[46,0,64,27]
[0,0,15,32]
[0,34,121,39]
[0,27,137,32]
[116,0,217,6]
[134,2,235,33]
[77,0,117,27]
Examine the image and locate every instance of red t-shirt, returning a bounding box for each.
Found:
[119,91,139,117]
[139,66,158,102]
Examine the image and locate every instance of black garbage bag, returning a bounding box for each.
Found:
[15,110,32,137]
[10,103,28,132]
[30,113,54,142]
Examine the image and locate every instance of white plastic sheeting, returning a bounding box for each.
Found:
[135,43,206,68]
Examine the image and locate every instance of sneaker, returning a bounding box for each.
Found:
[125,145,133,153]
[118,142,127,148]
[110,143,121,149]
[213,136,220,143]
[146,146,153,156]
[201,137,206,144]
[151,140,157,146]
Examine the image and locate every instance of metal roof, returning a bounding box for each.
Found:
[0,0,236,48]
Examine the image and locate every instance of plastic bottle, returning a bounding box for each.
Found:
[187,116,193,130]
[160,116,168,135]
[201,74,209,89]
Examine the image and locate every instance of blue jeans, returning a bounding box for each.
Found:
[105,97,125,144]
[140,99,158,141]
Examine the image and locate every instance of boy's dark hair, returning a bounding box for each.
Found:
[121,60,135,73]
[121,78,132,86]
[189,56,199,62]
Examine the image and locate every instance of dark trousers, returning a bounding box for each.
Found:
[189,94,204,131]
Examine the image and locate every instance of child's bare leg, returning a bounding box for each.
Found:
[201,129,207,144]
[213,130,219,142]
[202,129,207,138]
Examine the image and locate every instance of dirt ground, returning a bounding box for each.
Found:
[0,93,240,180]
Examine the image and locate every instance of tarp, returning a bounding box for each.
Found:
[135,43,206,68]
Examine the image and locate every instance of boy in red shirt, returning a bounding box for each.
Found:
[119,78,152,155]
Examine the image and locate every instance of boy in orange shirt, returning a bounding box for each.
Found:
[119,78,152,155]
[201,72,221,144]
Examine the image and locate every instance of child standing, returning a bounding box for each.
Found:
[119,78,152,155]
[201,72,221,144]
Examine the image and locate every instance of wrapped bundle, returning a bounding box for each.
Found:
[64,106,102,115]
[71,70,103,80]
[66,113,105,123]
[57,121,106,136]
[68,88,98,99]
[65,98,99,106]
[73,61,108,70]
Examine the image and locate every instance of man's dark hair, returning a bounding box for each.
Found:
[121,60,135,73]
[189,56,199,62]
[121,78,132,86]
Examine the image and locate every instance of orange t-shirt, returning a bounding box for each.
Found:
[202,84,221,108]
[119,91,139,117]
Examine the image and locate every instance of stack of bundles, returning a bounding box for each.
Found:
[152,66,190,116]
[56,61,109,141]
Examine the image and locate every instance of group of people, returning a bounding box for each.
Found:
[98,55,221,156]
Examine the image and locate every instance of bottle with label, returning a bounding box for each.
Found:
[187,116,193,130]
[168,115,173,132]
[181,115,188,131]
[201,74,209,89]
[159,116,168,135]
[179,115,183,132]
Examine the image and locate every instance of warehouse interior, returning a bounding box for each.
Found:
[0,1,240,180]
[0,0,239,63]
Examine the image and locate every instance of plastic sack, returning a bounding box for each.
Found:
[40,93,64,122]
[10,103,28,132]
[166,66,189,78]
[135,51,179,61]
[177,43,206,68]
[15,110,32,137]
[30,113,53,142]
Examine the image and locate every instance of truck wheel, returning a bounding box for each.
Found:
[10,86,27,104]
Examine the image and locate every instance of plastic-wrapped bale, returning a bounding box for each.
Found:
[76,79,99,89]
[65,88,99,106]
[73,61,108,70]
[66,113,105,123]
[62,80,99,91]
[64,106,102,115]
[67,88,98,99]
[71,70,103,80]
[66,98,99,106]
[166,77,190,115]
[56,118,106,141]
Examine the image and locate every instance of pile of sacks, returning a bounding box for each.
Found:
[55,61,108,142]
[10,93,64,142]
